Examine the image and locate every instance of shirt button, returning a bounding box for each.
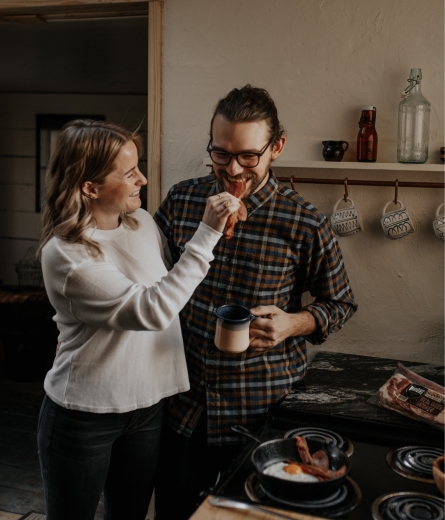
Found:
[206,382,215,389]
[219,289,225,294]
[223,256,229,262]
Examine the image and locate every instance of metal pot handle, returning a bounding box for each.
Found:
[231,425,263,443]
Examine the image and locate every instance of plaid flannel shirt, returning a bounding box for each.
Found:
[154,171,357,445]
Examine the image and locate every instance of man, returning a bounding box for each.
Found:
[154,85,357,519]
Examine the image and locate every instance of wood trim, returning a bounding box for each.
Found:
[0,1,156,11]
[0,2,149,21]
[147,0,162,215]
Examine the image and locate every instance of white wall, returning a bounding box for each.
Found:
[161,0,444,364]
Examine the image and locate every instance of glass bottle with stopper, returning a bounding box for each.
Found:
[357,106,378,162]
[397,68,431,164]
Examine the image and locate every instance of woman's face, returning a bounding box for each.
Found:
[87,140,147,229]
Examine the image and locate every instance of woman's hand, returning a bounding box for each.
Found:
[202,192,241,233]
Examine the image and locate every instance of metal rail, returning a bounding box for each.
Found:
[277,176,444,189]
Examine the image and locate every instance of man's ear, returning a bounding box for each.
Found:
[81,181,98,199]
[271,135,286,160]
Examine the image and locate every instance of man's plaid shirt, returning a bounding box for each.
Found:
[154,171,357,445]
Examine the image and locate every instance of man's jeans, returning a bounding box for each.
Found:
[37,395,164,520]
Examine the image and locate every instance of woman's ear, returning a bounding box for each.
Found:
[81,181,98,199]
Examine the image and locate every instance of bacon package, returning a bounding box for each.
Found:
[378,363,445,431]
[224,180,248,239]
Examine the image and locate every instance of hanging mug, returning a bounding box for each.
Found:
[380,200,415,240]
[331,198,364,236]
[432,203,445,241]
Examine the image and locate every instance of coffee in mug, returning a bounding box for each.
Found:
[214,304,256,353]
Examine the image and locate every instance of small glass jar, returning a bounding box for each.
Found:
[357,106,378,162]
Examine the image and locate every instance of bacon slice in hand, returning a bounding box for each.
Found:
[224,180,248,239]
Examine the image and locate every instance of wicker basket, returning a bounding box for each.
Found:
[15,248,43,287]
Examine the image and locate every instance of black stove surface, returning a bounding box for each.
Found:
[213,410,444,519]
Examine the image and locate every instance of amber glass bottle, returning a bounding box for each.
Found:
[357,106,378,162]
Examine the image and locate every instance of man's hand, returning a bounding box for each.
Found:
[248,306,316,352]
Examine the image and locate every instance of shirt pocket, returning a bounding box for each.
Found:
[232,248,303,309]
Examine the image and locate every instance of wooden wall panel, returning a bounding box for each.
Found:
[0,211,41,239]
[0,92,147,284]
[0,157,34,184]
[0,184,34,211]
[0,129,34,156]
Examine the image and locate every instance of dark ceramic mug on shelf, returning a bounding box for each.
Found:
[322,141,349,162]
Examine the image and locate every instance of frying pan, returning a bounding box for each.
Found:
[232,425,350,502]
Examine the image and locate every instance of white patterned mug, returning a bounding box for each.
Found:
[433,203,445,241]
[331,198,364,237]
[380,200,415,240]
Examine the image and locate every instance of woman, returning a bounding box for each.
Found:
[36,119,239,520]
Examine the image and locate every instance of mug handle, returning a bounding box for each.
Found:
[333,197,354,212]
[436,203,444,217]
[341,141,349,151]
[382,199,403,217]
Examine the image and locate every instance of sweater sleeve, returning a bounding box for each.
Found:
[65,222,221,332]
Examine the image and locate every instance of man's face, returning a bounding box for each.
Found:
[210,115,285,198]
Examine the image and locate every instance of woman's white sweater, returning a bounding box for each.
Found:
[41,209,221,413]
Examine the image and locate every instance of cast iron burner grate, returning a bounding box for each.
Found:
[372,492,445,520]
[245,473,361,518]
[386,446,443,482]
[284,426,354,456]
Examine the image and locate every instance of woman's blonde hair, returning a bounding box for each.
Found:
[38,119,143,258]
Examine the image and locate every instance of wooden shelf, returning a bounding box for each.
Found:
[272,159,444,172]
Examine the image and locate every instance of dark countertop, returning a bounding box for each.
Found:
[273,351,444,438]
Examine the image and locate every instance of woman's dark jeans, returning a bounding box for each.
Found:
[37,395,164,520]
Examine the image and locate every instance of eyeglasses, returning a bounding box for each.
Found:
[206,138,273,168]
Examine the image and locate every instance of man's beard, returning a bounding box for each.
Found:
[213,162,271,198]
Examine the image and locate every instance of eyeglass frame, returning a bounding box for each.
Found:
[206,137,274,168]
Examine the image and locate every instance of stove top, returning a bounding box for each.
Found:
[212,410,444,519]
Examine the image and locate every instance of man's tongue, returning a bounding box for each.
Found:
[228,180,247,199]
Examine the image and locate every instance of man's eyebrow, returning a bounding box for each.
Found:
[211,145,262,153]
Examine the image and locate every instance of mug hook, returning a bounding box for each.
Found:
[344,177,349,202]
[290,175,295,192]
[394,179,398,205]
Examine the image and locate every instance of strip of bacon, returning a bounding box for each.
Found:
[224,180,247,239]
[312,449,330,471]
[287,436,347,482]
[296,436,314,465]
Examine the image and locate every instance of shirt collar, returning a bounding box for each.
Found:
[214,169,277,215]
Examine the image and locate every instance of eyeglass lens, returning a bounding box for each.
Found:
[209,151,261,167]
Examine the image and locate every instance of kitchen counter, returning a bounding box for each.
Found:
[190,496,328,520]
[191,351,444,520]
[273,351,444,436]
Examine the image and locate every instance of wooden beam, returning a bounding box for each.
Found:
[147,0,162,215]
[0,2,149,20]
[0,0,154,10]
